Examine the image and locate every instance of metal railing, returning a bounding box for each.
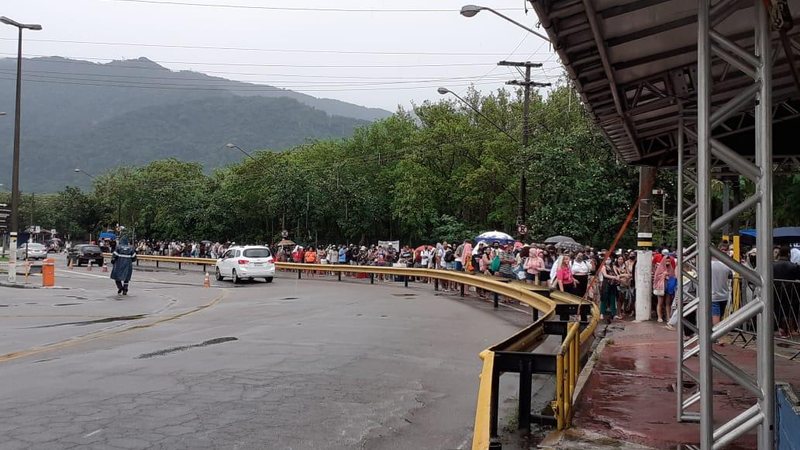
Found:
[733,279,800,360]
[553,321,581,430]
[103,253,599,449]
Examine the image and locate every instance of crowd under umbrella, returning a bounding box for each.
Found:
[475,231,515,245]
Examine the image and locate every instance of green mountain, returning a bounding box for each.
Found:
[0,57,390,192]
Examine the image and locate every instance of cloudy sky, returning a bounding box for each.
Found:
[0,0,562,111]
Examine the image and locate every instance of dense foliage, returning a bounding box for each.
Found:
[8,85,662,248]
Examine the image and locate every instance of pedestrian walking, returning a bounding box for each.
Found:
[111,237,137,295]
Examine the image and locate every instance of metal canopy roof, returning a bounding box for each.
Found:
[530,0,800,167]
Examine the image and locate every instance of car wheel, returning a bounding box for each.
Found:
[232,269,240,284]
[215,267,223,281]
[264,277,273,283]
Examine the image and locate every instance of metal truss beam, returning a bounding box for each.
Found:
[681,1,775,449]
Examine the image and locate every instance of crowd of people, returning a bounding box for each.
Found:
[123,236,799,330]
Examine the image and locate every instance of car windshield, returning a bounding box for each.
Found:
[23,243,45,249]
[82,246,101,252]
[243,248,271,258]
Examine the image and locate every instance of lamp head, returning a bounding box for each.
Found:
[460,5,483,17]
[74,168,81,173]
[225,143,236,149]
[437,87,450,95]
[0,17,42,30]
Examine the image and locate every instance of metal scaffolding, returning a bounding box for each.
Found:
[676,0,775,448]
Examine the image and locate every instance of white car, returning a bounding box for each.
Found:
[215,245,275,284]
[17,243,48,261]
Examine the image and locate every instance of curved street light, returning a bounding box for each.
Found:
[437,87,521,145]
[459,4,549,42]
[1,16,41,282]
[74,168,95,179]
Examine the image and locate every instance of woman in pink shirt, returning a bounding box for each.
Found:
[525,249,545,284]
[556,255,576,293]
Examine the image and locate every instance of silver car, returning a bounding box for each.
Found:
[17,243,48,260]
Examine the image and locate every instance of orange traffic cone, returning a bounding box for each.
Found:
[102,262,108,273]
[203,272,211,288]
[68,258,74,270]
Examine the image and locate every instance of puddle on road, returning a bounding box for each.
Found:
[33,314,147,328]
[54,303,81,307]
[136,337,238,359]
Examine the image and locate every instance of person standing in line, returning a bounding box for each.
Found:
[110,237,137,295]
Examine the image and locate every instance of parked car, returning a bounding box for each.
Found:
[67,244,104,267]
[215,245,275,284]
[17,243,48,261]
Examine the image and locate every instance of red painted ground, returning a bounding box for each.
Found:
[573,320,800,449]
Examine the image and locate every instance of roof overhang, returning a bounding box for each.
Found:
[529,0,800,166]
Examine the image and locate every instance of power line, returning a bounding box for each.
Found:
[0,68,517,88]
[0,37,544,57]
[0,56,564,79]
[0,52,499,68]
[99,0,519,13]
[0,74,516,92]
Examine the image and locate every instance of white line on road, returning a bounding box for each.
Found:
[84,429,103,438]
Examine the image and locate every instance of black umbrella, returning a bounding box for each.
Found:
[544,235,576,245]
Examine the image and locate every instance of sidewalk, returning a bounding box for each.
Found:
[544,320,800,449]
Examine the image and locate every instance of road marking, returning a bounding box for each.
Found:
[84,429,103,438]
[0,290,227,363]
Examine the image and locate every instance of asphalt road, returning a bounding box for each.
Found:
[0,259,532,449]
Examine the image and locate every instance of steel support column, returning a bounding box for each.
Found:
[688,0,775,448]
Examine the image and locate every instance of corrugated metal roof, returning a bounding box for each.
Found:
[530,0,800,166]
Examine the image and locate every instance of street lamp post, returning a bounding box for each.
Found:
[1,16,42,284]
[459,5,550,41]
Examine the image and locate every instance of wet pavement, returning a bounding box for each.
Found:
[0,259,536,449]
[554,319,800,449]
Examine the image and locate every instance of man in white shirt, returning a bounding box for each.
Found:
[711,252,733,325]
[791,246,800,265]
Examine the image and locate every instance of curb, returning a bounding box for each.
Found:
[0,281,40,289]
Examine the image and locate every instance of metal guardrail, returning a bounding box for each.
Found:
[554,321,581,430]
[732,278,800,360]
[108,254,599,448]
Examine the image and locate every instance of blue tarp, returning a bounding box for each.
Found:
[739,227,800,244]
[98,231,116,240]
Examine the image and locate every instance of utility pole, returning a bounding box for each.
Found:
[636,166,657,321]
[500,60,550,239]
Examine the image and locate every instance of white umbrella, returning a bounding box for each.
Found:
[475,231,515,245]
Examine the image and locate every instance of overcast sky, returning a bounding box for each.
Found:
[0,0,562,111]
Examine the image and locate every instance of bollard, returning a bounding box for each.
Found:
[88,261,93,271]
[460,284,465,297]
[434,278,439,291]
[404,276,408,288]
[68,258,74,270]
[532,307,539,322]
[203,272,211,288]
[24,261,32,284]
[298,269,302,279]
[370,273,374,284]
[338,271,342,282]
[102,262,108,273]
[42,258,55,287]
[493,292,499,308]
